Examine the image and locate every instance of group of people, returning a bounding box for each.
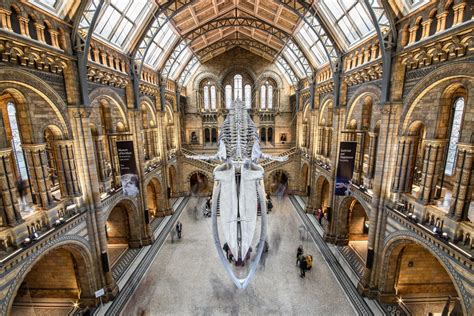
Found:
[296,245,313,278]
[222,243,254,266]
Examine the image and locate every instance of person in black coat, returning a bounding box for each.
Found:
[176,221,182,239]
[296,245,303,265]
[299,256,307,278]
[223,242,230,260]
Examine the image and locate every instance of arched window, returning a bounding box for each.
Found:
[210,85,216,110]
[268,85,273,109]
[260,127,266,142]
[203,85,210,110]
[244,84,251,109]
[204,128,210,144]
[7,102,28,180]
[445,97,465,176]
[260,85,266,109]
[268,127,273,143]
[225,85,232,108]
[211,128,217,143]
[234,75,242,100]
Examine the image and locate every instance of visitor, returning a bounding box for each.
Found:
[306,255,313,270]
[317,208,323,225]
[267,197,273,214]
[296,245,303,265]
[176,221,182,239]
[228,250,234,263]
[223,242,230,260]
[245,246,253,264]
[299,255,307,278]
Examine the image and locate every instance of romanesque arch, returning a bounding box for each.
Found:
[8,238,96,315]
[379,232,469,315]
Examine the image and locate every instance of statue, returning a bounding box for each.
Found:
[185,99,287,288]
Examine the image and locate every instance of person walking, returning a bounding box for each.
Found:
[223,242,230,260]
[317,208,323,225]
[299,255,307,278]
[296,245,303,265]
[176,221,182,239]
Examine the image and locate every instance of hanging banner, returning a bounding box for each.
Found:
[117,140,139,197]
[335,141,357,196]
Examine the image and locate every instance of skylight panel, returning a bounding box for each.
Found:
[144,22,178,69]
[296,18,329,67]
[283,48,305,78]
[169,48,192,80]
[276,56,298,85]
[178,56,200,86]
[320,0,375,46]
[93,0,154,50]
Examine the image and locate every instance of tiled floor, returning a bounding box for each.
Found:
[121,196,356,315]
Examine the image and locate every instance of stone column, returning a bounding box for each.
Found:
[0,149,22,225]
[70,108,118,300]
[48,30,60,49]
[392,136,416,193]
[366,132,378,179]
[152,128,159,158]
[353,132,364,185]
[449,144,474,221]
[54,140,81,197]
[34,23,45,43]
[18,16,30,37]
[453,3,466,25]
[436,11,449,32]
[23,144,52,208]
[418,139,445,204]
[0,8,12,31]
[93,136,109,183]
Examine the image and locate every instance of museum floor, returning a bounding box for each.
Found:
[120,196,359,315]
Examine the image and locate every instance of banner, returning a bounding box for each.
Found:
[335,141,357,196]
[116,140,139,197]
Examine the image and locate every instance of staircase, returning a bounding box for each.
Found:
[337,245,365,279]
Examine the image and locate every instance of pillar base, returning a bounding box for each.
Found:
[323,233,336,243]
[141,235,154,246]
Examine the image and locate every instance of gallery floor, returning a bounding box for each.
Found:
[121,196,358,315]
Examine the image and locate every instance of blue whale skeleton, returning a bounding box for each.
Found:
[185,99,287,288]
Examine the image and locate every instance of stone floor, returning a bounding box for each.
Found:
[122,196,356,315]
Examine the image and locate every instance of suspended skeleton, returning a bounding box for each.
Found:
[185,99,287,288]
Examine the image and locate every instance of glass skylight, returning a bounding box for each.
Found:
[276,56,298,85]
[319,0,375,45]
[145,19,178,69]
[177,56,200,86]
[297,17,329,66]
[168,47,192,80]
[94,0,152,49]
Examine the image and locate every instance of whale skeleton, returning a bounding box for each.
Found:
[185,99,288,288]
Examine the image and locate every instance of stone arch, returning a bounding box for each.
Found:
[319,98,334,124]
[0,67,72,140]
[345,85,381,129]
[89,88,129,132]
[188,170,211,196]
[218,66,257,87]
[256,70,284,89]
[401,61,474,134]
[192,71,219,91]
[105,198,141,248]
[6,237,96,315]
[146,177,164,218]
[379,231,469,315]
[314,175,331,210]
[337,195,371,249]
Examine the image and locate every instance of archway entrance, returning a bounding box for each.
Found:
[147,178,164,218]
[341,197,369,263]
[270,170,288,196]
[384,242,461,315]
[189,172,210,195]
[106,203,133,266]
[11,246,94,315]
[315,176,330,211]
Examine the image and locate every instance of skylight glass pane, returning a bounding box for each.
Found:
[144,22,178,69]
[283,49,305,78]
[111,0,128,11]
[244,85,251,109]
[349,4,372,34]
[260,86,266,109]
[169,49,192,80]
[203,86,210,110]
[211,86,217,110]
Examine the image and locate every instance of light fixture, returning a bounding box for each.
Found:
[73,301,79,308]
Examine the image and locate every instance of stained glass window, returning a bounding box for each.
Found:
[445,98,465,176]
[234,75,243,100]
[7,102,28,180]
[244,85,251,109]
[210,86,217,110]
[203,86,209,110]
[225,85,232,109]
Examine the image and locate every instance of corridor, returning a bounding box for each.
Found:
[122,196,356,315]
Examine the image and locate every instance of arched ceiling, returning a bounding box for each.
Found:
[32,0,412,86]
